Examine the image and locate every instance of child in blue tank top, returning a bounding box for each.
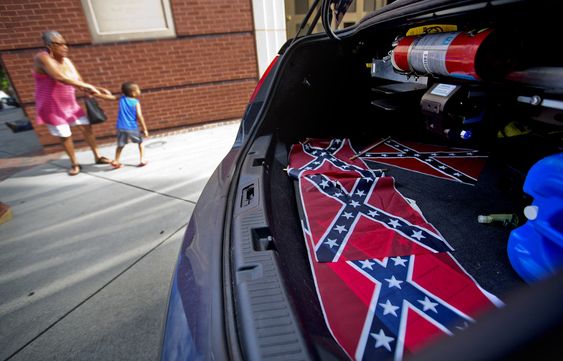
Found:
[108,82,149,168]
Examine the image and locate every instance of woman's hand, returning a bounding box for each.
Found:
[82,84,101,95]
[90,87,116,101]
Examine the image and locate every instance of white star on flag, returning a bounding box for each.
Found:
[324,238,339,248]
[379,300,399,317]
[371,329,394,352]
[385,275,403,289]
[390,256,407,267]
[335,225,347,233]
[411,230,425,241]
[418,296,439,313]
[456,321,470,330]
[368,210,379,217]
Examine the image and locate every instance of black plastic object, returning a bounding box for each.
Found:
[5,120,33,133]
[232,135,312,360]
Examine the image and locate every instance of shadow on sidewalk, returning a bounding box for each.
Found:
[0,155,64,181]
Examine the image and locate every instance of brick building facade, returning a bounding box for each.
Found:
[0,0,260,152]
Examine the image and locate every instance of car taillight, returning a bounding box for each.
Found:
[248,55,279,103]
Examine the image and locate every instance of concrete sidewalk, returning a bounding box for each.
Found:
[0,121,240,361]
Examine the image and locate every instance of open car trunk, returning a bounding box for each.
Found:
[228,1,562,360]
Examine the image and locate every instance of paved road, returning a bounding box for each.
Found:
[0,121,240,360]
[0,108,42,158]
[0,108,61,181]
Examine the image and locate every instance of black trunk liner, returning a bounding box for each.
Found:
[363,157,525,297]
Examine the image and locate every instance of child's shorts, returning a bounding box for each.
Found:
[46,116,89,137]
[116,129,143,147]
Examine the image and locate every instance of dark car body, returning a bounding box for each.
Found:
[161,1,563,360]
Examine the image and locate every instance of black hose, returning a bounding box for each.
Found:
[321,0,341,41]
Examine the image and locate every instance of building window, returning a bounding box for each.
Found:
[81,0,176,43]
[295,0,309,15]
[364,0,376,12]
[364,0,390,12]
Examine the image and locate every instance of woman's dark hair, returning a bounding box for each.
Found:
[121,82,137,97]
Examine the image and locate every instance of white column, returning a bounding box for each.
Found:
[252,0,287,76]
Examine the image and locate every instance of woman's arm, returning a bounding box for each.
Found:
[92,92,117,101]
[34,53,100,95]
[66,58,114,99]
[67,58,113,99]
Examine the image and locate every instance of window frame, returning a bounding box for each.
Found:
[80,0,176,43]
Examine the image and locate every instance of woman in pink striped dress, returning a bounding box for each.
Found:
[33,31,113,176]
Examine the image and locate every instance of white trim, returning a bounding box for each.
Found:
[251,0,287,76]
[81,0,176,43]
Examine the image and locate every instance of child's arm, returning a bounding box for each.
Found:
[136,102,149,137]
[92,92,117,101]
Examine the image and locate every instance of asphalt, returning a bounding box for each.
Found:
[0,108,60,181]
[0,117,240,361]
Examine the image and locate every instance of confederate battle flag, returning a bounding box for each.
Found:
[289,138,501,361]
[289,138,453,263]
[359,138,488,185]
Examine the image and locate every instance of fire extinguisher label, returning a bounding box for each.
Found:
[409,32,460,76]
[422,51,430,73]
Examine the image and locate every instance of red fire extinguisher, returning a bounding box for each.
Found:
[391,29,510,80]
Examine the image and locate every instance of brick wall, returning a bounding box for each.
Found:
[0,0,258,151]
[0,0,91,50]
[172,0,254,36]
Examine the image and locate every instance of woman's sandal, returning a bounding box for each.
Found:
[95,156,112,165]
[68,164,81,176]
[137,161,148,167]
